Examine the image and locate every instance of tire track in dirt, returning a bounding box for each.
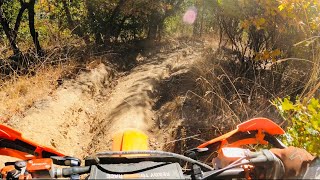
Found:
[3,43,204,163]
[87,46,203,153]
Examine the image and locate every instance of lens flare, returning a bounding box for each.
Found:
[183,7,197,25]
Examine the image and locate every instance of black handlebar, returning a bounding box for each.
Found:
[54,166,90,178]
[202,168,245,179]
[52,149,285,180]
[96,150,214,171]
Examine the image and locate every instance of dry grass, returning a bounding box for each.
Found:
[0,66,64,121]
[0,30,90,122]
[301,48,320,99]
[170,46,312,151]
[0,49,117,122]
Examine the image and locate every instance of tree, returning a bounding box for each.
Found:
[0,0,27,56]
[0,0,43,57]
[146,0,184,40]
[61,0,74,30]
[28,0,43,56]
[104,0,126,43]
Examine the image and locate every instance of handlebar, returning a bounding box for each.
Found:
[54,149,285,180]
[96,150,214,171]
[0,149,286,180]
[205,168,245,178]
[54,166,90,178]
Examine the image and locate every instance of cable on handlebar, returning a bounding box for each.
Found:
[202,161,250,180]
[225,156,246,167]
[95,162,171,175]
[96,150,214,171]
[203,168,245,179]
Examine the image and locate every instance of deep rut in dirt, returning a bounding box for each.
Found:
[3,43,205,163]
[87,45,204,153]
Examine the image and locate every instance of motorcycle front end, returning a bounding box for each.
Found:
[0,118,318,179]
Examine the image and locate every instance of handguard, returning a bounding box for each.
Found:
[197,118,285,151]
[0,124,64,160]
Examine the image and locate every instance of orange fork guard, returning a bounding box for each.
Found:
[112,128,149,157]
[112,128,149,152]
[0,124,64,160]
[197,117,285,149]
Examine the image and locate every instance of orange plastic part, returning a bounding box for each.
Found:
[198,117,285,149]
[0,124,23,140]
[112,128,149,156]
[237,117,285,135]
[198,129,238,148]
[1,165,15,179]
[0,148,33,160]
[27,158,53,172]
[0,124,64,160]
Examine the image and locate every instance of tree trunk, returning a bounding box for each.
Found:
[114,16,128,41]
[157,18,166,41]
[193,19,201,37]
[85,0,103,44]
[148,22,157,40]
[193,2,201,37]
[61,0,82,36]
[148,13,162,40]
[28,0,43,56]
[104,0,126,43]
[62,0,74,29]
[0,1,21,55]
[199,0,205,37]
[14,1,28,40]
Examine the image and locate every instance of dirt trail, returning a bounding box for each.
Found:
[4,43,204,161]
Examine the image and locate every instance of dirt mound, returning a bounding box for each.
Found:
[6,64,114,158]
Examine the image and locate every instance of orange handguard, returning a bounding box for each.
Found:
[0,124,64,160]
[198,118,285,150]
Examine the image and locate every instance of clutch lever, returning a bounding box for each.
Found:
[264,133,287,149]
[185,148,209,159]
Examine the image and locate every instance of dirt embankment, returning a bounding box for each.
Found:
[5,63,114,158]
[3,41,206,162]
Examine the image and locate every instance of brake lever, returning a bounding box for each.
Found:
[264,133,287,149]
[184,148,209,160]
[51,156,81,167]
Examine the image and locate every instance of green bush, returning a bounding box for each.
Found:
[274,97,320,155]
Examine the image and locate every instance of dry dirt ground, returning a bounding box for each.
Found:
[2,42,206,164]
